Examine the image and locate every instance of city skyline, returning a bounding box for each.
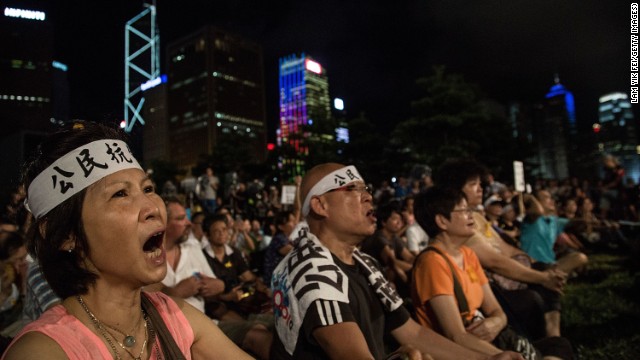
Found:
[13,0,634,137]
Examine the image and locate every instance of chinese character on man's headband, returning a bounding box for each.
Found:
[106,142,133,164]
[51,166,75,194]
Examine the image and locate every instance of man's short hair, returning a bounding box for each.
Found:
[202,214,227,235]
[376,201,402,229]
[414,186,466,238]
[434,158,488,191]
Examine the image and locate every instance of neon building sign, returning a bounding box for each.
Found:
[4,7,46,21]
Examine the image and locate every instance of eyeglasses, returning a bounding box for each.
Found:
[451,208,477,216]
[326,183,372,196]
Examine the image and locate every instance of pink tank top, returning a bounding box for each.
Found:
[4,292,194,359]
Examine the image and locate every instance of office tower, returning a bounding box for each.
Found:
[166,26,267,170]
[597,92,639,180]
[535,75,575,179]
[277,53,332,178]
[0,3,68,190]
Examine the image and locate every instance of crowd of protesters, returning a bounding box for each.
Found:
[0,126,637,360]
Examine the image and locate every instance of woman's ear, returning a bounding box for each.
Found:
[60,235,76,253]
[435,214,449,233]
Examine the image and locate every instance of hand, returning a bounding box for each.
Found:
[540,269,566,293]
[198,276,225,298]
[466,316,504,342]
[173,276,201,298]
[294,175,302,186]
[222,284,247,302]
[387,344,433,360]
[488,351,525,360]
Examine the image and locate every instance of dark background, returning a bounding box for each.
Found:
[43,0,630,138]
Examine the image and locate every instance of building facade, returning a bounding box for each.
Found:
[534,76,576,179]
[596,92,639,181]
[166,26,267,170]
[0,3,68,190]
[277,53,332,178]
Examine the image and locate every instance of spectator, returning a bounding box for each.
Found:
[435,159,566,339]
[3,121,249,359]
[520,191,588,275]
[197,166,220,214]
[412,186,573,360]
[262,210,296,284]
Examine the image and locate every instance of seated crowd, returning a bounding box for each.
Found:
[1,140,635,359]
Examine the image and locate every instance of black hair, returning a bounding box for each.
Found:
[376,201,402,229]
[202,214,228,236]
[274,210,293,234]
[414,186,466,238]
[434,158,488,191]
[0,231,25,261]
[21,120,128,298]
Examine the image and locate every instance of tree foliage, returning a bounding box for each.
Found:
[391,66,517,177]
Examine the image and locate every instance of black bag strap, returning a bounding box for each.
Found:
[141,293,187,360]
[422,246,470,318]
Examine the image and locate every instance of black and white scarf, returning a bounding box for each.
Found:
[271,221,403,355]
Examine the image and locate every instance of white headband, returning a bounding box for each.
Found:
[301,165,363,217]
[25,139,142,219]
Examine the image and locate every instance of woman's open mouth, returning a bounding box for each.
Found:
[143,231,164,258]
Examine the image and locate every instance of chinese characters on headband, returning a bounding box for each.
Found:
[49,142,135,195]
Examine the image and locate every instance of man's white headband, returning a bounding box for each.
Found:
[301,165,363,217]
[26,139,142,219]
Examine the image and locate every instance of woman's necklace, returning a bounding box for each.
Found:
[77,295,148,360]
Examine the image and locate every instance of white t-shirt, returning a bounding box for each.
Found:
[405,223,429,253]
[161,240,215,313]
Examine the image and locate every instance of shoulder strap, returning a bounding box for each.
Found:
[141,293,187,360]
[422,246,470,318]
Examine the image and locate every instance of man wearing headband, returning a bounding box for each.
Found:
[270,163,522,360]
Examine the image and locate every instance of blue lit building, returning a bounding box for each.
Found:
[596,92,639,181]
[535,75,575,179]
[277,53,331,178]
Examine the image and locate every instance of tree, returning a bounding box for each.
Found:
[391,66,517,178]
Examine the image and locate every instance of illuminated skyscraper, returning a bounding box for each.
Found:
[277,53,331,178]
[166,26,267,170]
[535,75,575,179]
[0,3,68,190]
[596,92,639,180]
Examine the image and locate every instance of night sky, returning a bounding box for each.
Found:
[45,0,631,138]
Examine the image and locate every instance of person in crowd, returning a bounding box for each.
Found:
[434,159,566,340]
[498,205,521,247]
[520,191,588,276]
[3,121,249,359]
[0,231,28,330]
[402,196,430,256]
[573,196,628,250]
[412,186,573,360]
[197,166,220,215]
[157,199,272,358]
[600,155,625,220]
[262,210,296,284]
[188,211,208,248]
[361,202,415,297]
[374,179,395,205]
[201,214,270,319]
[155,197,225,314]
[229,215,256,256]
[484,196,505,227]
[270,162,523,360]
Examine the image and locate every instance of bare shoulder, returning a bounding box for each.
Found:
[4,332,68,360]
